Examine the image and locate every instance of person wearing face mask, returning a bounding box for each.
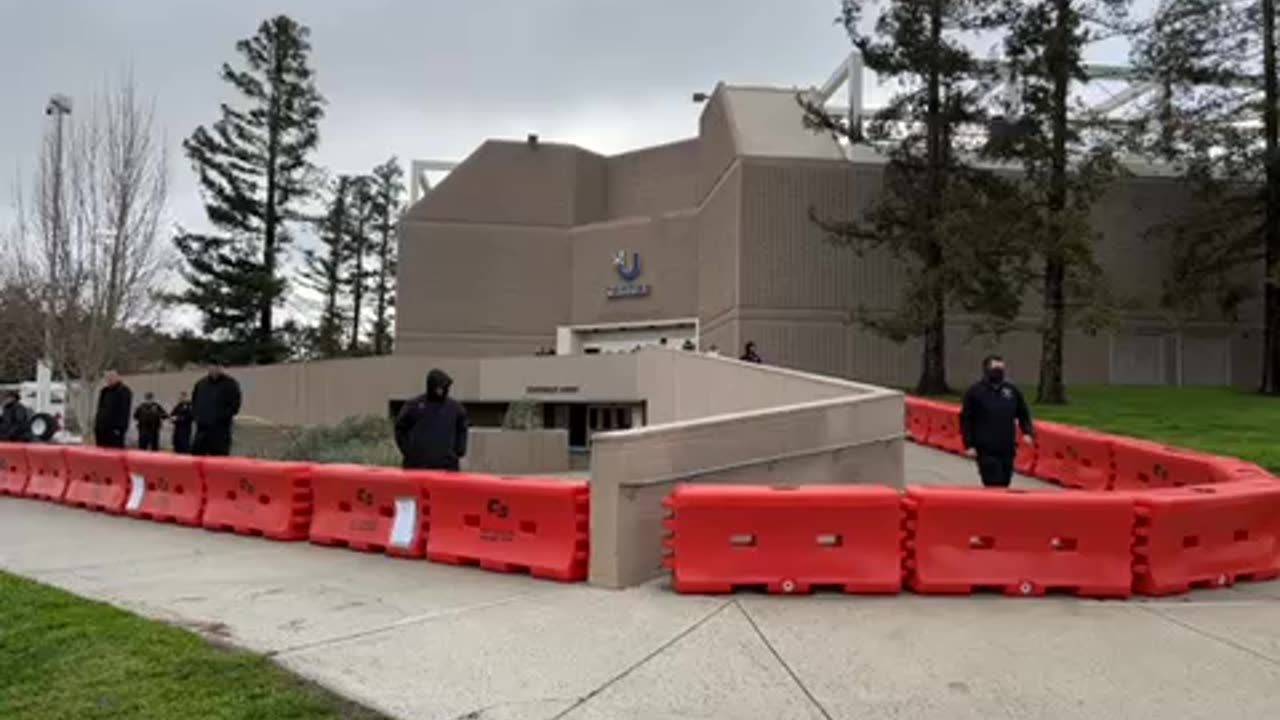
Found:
[959,355,1034,488]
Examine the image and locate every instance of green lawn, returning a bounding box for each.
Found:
[943,385,1280,472]
[0,572,387,720]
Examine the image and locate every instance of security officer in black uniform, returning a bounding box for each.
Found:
[959,355,1035,488]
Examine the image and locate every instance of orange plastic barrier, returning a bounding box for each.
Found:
[0,443,29,496]
[1014,427,1037,476]
[201,457,314,540]
[903,486,1134,597]
[124,452,206,526]
[1206,456,1278,485]
[63,447,131,513]
[1111,438,1216,490]
[309,465,430,558]
[903,397,930,444]
[1032,422,1113,490]
[423,473,589,581]
[24,444,70,501]
[1132,481,1280,595]
[921,400,966,454]
[661,485,903,594]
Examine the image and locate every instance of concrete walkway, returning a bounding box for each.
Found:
[2,447,1277,720]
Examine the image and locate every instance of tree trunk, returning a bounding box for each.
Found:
[349,221,365,354]
[1038,0,1072,404]
[916,0,950,396]
[373,226,390,355]
[1261,0,1280,394]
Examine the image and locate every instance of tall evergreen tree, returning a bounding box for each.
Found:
[805,0,1034,395]
[175,15,325,364]
[985,0,1131,404]
[302,175,352,359]
[1133,0,1280,394]
[343,176,376,354]
[368,157,404,355]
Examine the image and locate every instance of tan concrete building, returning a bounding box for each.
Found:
[398,83,1263,390]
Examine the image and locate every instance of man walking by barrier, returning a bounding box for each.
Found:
[94,370,133,449]
[191,362,242,457]
[0,390,33,442]
[960,355,1034,488]
[170,392,194,454]
[395,368,468,471]
[133,392,167,451]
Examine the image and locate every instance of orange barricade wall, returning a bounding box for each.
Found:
[423,472,589,581]
[202,458,314,540]
[64,447,132,513]
[904,486,1134,597]
[1206,457,1279,485]
[661,485,903,594]
[903,397,930,444]
[1111,438,1215,490]
[922,400,966,454]
[124,452,206,526]
[309,465,430,558]
[1133,482,1280,595]
[24,444,70,501]
[0,443,29,496]
[1032,422,1113,490]
[1014,427,1037,476]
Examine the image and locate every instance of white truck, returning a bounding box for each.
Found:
[0,361,82,443]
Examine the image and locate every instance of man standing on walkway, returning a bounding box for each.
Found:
[191,362,241,457]
[133,392,167,451]
[960,355,1034,488]
[94,370,132,449]
[170,392,194,454]
[395,368,468,471]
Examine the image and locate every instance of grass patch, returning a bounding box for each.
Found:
[0,571,388,720]
[940,385,1280,472]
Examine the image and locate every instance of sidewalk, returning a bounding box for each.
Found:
[1,448,1276,720]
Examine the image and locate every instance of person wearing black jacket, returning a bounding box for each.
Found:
[94,370,132,449]
[191,363,241,457]
[170,392,194,454]
[395,369,468,471]
[133,392,167,452]
[959,355,1035,488]
[0,391,32,442]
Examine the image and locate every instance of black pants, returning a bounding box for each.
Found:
[96,428,126,449]
[138,429,160,452]
[172,424,192,454]
[977,451,1015,488]
[192,425,232,457]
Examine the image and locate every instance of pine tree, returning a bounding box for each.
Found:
[985,0,1131,404]
[302,175,352,359]
[343,176,376,354]
[368,157,404,355]
[175,15,325,364]
[805,0,1035,395]
[1133,0,1280,394]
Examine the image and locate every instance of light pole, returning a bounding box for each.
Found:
[40,94,72,414]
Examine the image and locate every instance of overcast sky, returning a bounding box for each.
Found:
[0,0,1144,324]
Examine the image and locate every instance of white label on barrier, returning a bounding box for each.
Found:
[389,496,417,548]
[126,473,146,511]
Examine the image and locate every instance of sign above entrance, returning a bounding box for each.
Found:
[607,250,651,299]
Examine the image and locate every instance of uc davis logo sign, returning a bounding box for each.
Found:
[607,250,651,299]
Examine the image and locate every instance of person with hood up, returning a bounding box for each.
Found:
[133,392,168,451]
[395,369,468,471]
[0,390,32,442]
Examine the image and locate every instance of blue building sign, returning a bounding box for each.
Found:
[607,250,651,299]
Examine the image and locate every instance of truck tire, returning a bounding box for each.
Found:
[29,413,57,442]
